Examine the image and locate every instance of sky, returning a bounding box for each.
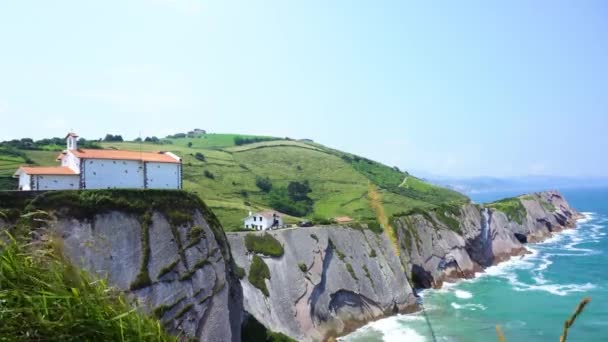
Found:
[0,1,607,178]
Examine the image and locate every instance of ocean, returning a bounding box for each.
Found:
[342,188,608,342]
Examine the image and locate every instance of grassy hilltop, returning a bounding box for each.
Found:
[0,133,468,231]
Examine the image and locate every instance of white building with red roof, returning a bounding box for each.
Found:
[13,132,182,191]
[244,210,284,230]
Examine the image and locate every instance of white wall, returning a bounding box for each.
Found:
[61,151,80,173]
[83,159,144,189]
[35,175,80,190]
[243,215,283,230]
[18,173,31,191]
[146,162,180,189]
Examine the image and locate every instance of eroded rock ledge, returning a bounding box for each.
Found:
[228,190,579,341]
[0,190,243,342]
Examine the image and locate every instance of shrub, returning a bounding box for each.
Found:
[194,152,205,162]
[345,263,357,280]
[266,182,314,217]
[0,237,174,341]
[255,176,272,193]
[234,265,246,279]
[204,170,215,179]
[242,315,297,342]
[244,233,284,257]
[369,249,377,258]
[234,136,280,146]
[248,255,271,296]
[287,181,311,202]
[187,142,193,148]
[298,262,307,272]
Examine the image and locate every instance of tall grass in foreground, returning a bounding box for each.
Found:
[368,183,400,256]
[0,235,175,341]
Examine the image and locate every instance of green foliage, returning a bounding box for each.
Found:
[194,152,205,162]
[286,180,312,201]
[540,199,556,212]
[363,219,383,234]
[298,262,307,272]
[186,226,205,248]
[255,176,273,193]
[267,187,312,217]
[157,260,179,279]
[234,265,246,279]
[369,249,377,258]
[244,233,284,257]
[487,197,527,224]
[0,236,174,341]
[103,134,123,142]
[242,315,297,342]
[363,264,372,285]
[345,263,357,280]
[248,255,271,296]
[234,136,281,146]
[265,181,314,217]
[130,211,152,290]
[204,170,215,179]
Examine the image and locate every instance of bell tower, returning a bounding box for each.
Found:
[66,132,79,150]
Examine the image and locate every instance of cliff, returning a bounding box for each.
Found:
[228,190,579,341]
[0,190,243,342]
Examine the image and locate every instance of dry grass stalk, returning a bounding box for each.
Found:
[496,325,505,342]
[560,297,591,342]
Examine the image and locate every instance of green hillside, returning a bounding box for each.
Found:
[0,133,469,231]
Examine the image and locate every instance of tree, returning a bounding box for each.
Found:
[187,142,193,148]
[194,152,205,162]
[287,181,312,201]
[144,136,160,143]
[255,176,272,193]
[103,134,123,142]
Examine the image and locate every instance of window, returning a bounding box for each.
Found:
[253,217,256,222]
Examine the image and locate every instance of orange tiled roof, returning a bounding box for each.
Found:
[18,166,77,175]
[70,149,180,163]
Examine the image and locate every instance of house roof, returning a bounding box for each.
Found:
[15,166,78,176]
[69,149,180,163]
[65,132,79,138]
[334,216,354,223]
[246,210,282,220]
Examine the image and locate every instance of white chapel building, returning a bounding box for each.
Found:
[14,132,182,191]
[244,211,283,230]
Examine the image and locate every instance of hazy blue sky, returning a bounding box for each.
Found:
[1,1,607,177]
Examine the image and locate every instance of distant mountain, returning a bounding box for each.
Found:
[426,175,608,195]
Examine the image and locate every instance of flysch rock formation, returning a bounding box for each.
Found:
[0,190,243,342]
[228,190,579,341]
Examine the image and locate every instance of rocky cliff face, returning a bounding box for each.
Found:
[228,190,579,341]
[0,190,243,342]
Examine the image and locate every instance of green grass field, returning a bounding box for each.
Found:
[2,133,469,231]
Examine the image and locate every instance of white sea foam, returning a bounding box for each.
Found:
[454,289,473,299]
[368,315,426,342]
[511,282,596,296]
[451,302,486,311]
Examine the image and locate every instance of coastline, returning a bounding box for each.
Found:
[339,211,590,341]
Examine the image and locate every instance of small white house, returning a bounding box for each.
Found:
[14,132,182,191]
[244,211,283,230]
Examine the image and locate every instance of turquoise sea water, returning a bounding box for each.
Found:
[342,188,608,342]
